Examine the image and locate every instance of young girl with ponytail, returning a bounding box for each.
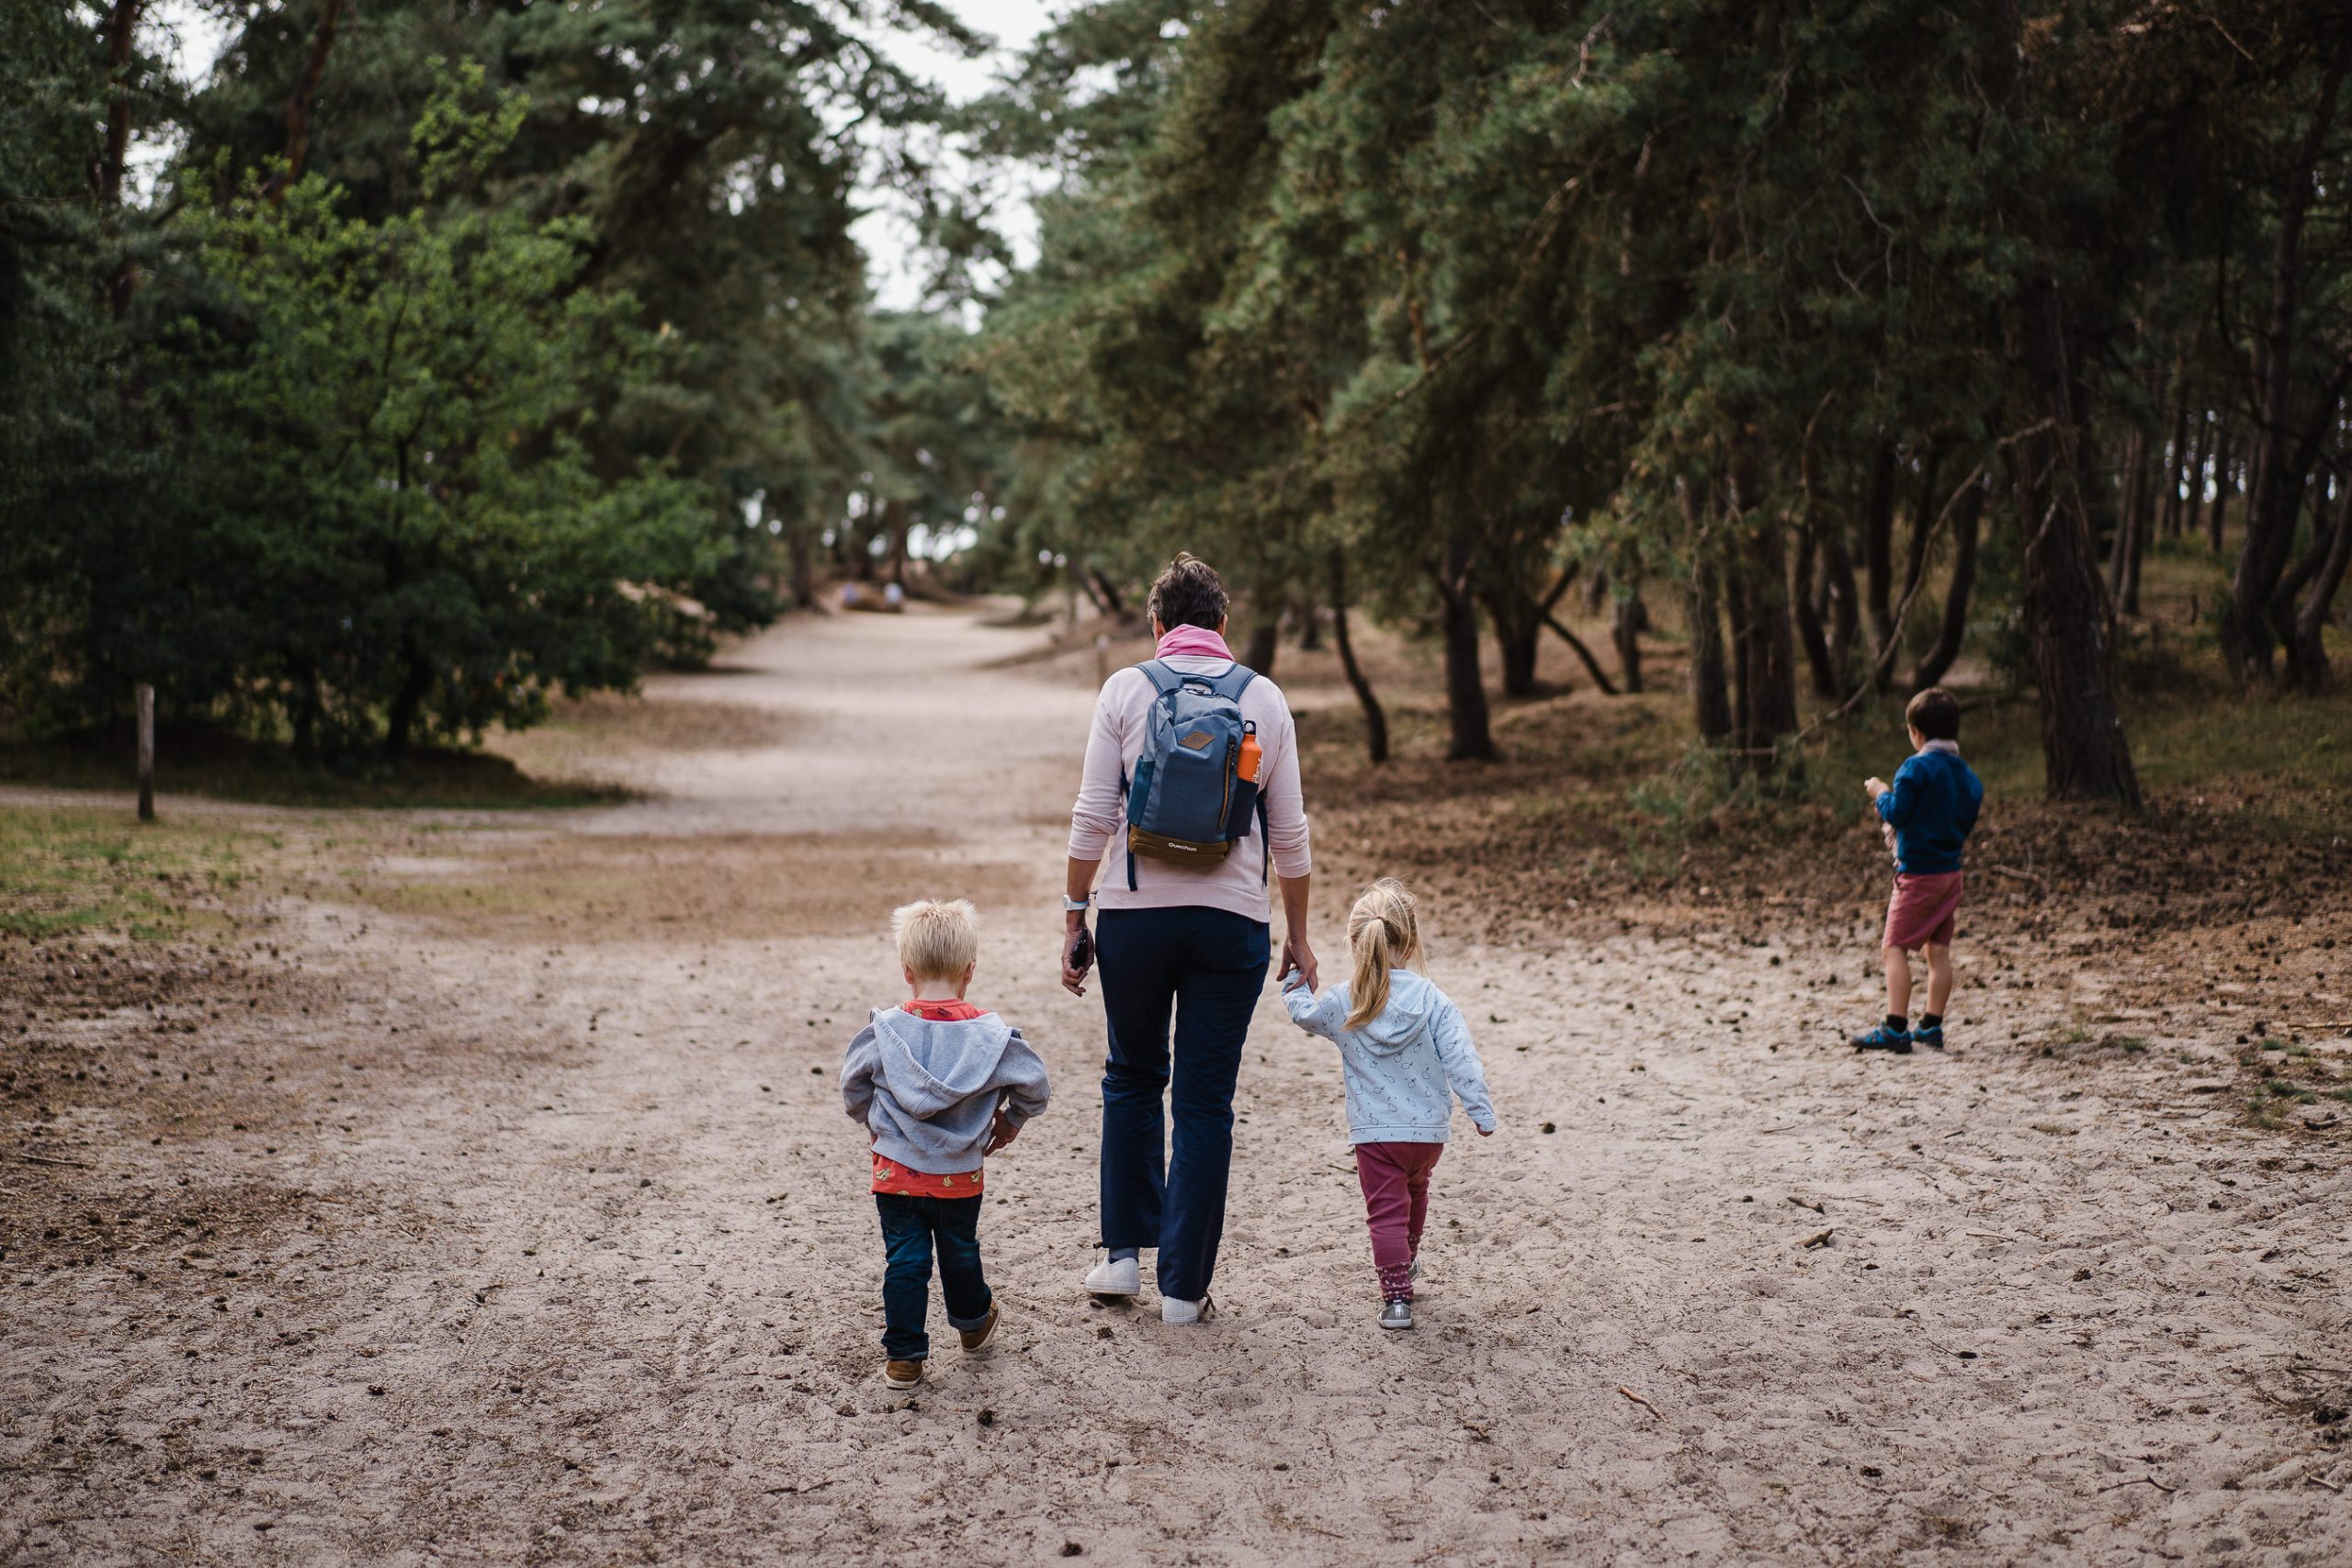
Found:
[1282,879,1496,1329]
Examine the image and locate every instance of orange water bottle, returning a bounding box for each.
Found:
[1237,729,1262,784]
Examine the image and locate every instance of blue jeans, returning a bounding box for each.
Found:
[875,1192,991,1361]
[1095,905,1271,1303]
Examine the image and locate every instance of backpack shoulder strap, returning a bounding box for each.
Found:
[1200,663,1258,701]
[1136,660,1185,696]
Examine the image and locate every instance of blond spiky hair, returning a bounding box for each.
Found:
[892,898,980,981]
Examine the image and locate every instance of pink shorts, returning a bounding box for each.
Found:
[1883,871,1962,951]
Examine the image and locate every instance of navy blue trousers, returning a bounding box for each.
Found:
[875,1192,991,1361]
[1095,905,1271,1303]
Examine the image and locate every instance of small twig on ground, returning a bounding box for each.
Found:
[1617,1386,1661,1419]
[765,1479,837,1495]
[1788,1195,1826,1214]
[2098,1475,2177,1495]
[16,1154,91,1169]
[1986,865,2047,887]
[1800,1228,1834,1248]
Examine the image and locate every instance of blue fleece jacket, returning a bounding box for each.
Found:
[1875,739,1984,874]
[1283,969,1496,1145]
[841,1009,1050,1175]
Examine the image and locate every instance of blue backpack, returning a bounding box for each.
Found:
[1121,660,1267,889]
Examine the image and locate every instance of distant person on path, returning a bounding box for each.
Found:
[1060,553,1316,1324]
[1852,687,1984,1055]
[842,899,1051,1389]
[1282,878,1495,1330]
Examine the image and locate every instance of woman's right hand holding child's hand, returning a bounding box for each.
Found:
[1280,966,1308,993]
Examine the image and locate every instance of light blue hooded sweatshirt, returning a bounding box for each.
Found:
[1283,969,1497,1145]
[841,1008,1051,1176]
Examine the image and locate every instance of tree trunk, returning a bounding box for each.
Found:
[2157,375,2191,540]
[2206,418,2233,552]
[1792,518,1838,698]
[1861,442,1898,690]
[2120,457,2148,616]
[885,499,908,585]
[384,643,432,757]
[96,0,143,317]
[1688,557,1731,743]
[788,527,815,608]
[1436,529,1494,761]
[1483,584,1543,698]
[1909,479,1983,690]
[2222,59,2346,682]
[1611,590,1646,694]
[1539,608,1620,694]
[1734,519,1801,761]
[2008,276,2143,807]
[1822,529,1860,696]
[2109,427,2141,594]
[1904,444,1944,604]
[1329,550,1388,764]
[1242,612,1281,677]
[1295,592,1322,651]
[2284,480,2352,691]
[266,0,345,204]
[2185,411,2212,547]
[1086,567,1127,621]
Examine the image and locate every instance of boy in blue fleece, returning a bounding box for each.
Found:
[1283,879,1495,1330]
[842,899,1050,1389]
[1853,687,1985,1054]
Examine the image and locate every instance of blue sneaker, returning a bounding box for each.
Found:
[1910,1021,1945,1050]
[1851,1023,1914,1055]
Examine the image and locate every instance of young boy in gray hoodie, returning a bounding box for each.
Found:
[842,899,1050,1389]
[1283,879,1496,1330]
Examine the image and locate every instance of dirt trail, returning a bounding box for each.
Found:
[6,605,2349,1566]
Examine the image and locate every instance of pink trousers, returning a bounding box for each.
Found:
[1354,1141,1444,1301]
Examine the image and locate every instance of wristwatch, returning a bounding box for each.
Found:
[1062,895,1091,912]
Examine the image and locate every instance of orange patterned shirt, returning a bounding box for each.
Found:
[870,997,989,1199]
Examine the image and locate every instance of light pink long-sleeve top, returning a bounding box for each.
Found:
[1068,655,1313,920]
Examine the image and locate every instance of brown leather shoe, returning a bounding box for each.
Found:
[882,1359,923,1390]
[958,1302,1001,1354]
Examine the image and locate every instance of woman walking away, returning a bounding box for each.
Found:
[1061,552,1317,1325]
[1282,879,1495,1329]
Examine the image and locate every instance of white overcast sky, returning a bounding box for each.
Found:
[144,0,1057,310]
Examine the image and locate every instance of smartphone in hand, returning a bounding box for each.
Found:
[1069,924,1094,975]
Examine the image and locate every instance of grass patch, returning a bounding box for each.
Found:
[0,720,630,810]
[0,806,261,940]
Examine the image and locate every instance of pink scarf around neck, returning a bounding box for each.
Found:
[1155,624,1234,661]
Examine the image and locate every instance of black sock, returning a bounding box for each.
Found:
[1918,1013,1942,1030]
[1884,1013,1908,1032]
[1107,1247,1137,1264]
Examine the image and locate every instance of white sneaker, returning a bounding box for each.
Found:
[1083,1253,1140,1298]
[1160,1294,1215,1325]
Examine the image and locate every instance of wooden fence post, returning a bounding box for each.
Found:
[136,683,154,822]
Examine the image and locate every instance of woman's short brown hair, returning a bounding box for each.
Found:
[1905,686,1961,741]
[1147,552,1229,632]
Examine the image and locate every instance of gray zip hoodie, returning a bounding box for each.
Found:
[841,1007,1051,1176]
[1283,969,1497,1145]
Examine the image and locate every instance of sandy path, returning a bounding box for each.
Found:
[6,605,2349,1566]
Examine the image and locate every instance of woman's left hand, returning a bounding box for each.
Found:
[1280,932,1318,993]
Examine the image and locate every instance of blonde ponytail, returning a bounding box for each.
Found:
[1344,878,1420,1029]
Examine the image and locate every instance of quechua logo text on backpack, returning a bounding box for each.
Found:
[1121,660,1267,889]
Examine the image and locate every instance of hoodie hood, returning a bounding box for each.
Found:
[869,1007,1017,1118]
[1350,969,1439,1055]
